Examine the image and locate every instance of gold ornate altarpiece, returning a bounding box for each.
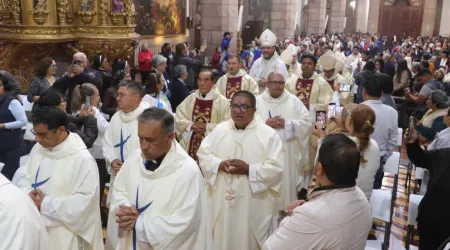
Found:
[0,0,140,90]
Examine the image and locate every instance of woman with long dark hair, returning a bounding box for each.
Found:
[374,58,385,73]
[143,72,172,113]
[27,57,59,113]
[91,55,112,101]
[393,59,412,96]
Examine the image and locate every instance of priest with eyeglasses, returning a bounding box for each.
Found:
[197,90,284,250]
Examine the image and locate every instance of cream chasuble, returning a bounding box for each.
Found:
[319,72,354,106]
[0,174,53,250]
[197,118,284,250]
[111,142,213,250]
[175,89,230,163]
[215,69,259,99]
[249,54,290,94]
[18,133,104,250]
[340,71,355,106]
[104,101,150,250]
[256,90,311,207]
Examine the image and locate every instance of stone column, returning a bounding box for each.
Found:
[421,0,437,37]
[270,0,297,39]
[201,0,238,54]
[367,0,381,34]
[355,0,369,33]
[439,0,450,37]
[329,0,346,33]
[307,0,327,34]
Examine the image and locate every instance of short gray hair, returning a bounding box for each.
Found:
[430,90,449,109]
[151,55,167,68]
[173,64,187,78]
[119,80,143,98]
[138,107,175,135]
[412,62,422,70]
[73,52,87,61]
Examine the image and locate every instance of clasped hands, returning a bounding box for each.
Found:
[191,122,206,133]
[29,189,46,211]
[116,205,139,231]
[266,117,285,129]
[219,159,249,175]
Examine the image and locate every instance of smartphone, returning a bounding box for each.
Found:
[342,85,351,92]
[86,96,92,111]
[328,103,336,120]
[316,111,327,130]
[72,60,82,67]
[202,38,206,45]
[407,116,414,141]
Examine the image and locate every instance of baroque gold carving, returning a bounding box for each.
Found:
[100,0,107,25]
[66,40,137,66]
[77,10,96,24]
[123,0,133,24]
[109,12,125,25]
[11,0,20,24]
[31,10,49,25]
[1,12,11,24]
[57,0,67,25]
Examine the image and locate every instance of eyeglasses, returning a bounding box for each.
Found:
[267,81,285,86]
[49,64,57,68]
[30,128,56,138]
[230,104,253,112]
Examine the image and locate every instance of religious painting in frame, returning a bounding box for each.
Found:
[133,0,186,36]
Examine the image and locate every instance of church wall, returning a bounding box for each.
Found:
[438,0,450,37]
[355,0,369,33]
[344,0,357,33]
[367,0,380,34]
[270,0,297,39]
[307,0,327,34]
[329,0,347,33]
[421,0,437,37]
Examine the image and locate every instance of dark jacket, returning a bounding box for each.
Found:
[406,141,450,250]
[101,87,117,119]
[384,61,396,78]
[173,53,206,89]
[161,51,174,78]
[355,70,380,103]
[435,58,449,71]
[169,78,191,112]
[66,114,98,149]
[52,71,102,113]
[97,69,112,101]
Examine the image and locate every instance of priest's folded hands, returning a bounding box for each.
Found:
[28,189,46,211]
[219,159,249,175]
[111,159,123,175]
[116,204,139,231]
[191,122,206,133]
[266,117,285,129]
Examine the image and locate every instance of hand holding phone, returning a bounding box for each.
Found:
[328,103,336,120]
[407,116,414,141]
[316,111,327,130]
[86,96,92,111]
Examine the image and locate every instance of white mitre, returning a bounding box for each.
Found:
[335,52,346,72]
[318,50,337,70]
[260,29,277,47]
[280,44,298,65]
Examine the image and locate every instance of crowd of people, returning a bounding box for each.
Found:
[0,27,450,250]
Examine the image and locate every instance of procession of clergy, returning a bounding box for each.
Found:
[1,28,370,250]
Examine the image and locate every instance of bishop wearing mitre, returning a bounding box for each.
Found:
[335,52,355,106]
[215,55,259,100]
[18,107,104,250]
[256,72,310,209]
[318,50,347,106]
[111,107,213,250]
[249,29,289,94]
[175,69,230,163]
[198,91,283,250]
[280,44,302,76]
[104,81,151,250]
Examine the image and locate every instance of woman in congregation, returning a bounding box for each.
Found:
[27,57,58,113]
[102,70,128,118]
[143,72,172,113]
[393,59,412,96]
[151,54,171,98]
[71,83,109,224]
[312,104,380,200]
[91,55,112,101]
[416,89,449,144]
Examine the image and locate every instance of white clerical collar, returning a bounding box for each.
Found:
[49,133,70,152]
[300,72,317,80]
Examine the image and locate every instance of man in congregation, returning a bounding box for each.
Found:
[18,107,104,250]
[110,107,213,250]
[0,173,53,249]
[197,90,284,250]
[362,76,398,189]
[215,55,259,99]
[249,29,289,94]
[256,72,310,210]
[175,69,230,163]
[104,81,151,249]
[263,133,372,249]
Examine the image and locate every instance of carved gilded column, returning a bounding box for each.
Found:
[11,0,20,24]
[123,0,133,25]
[57,0,68,25]
[100,0,108,25]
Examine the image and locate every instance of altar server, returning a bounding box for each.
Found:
[0,173,53,250]
[18,107,104,250]
[256,72,311,208]
[197,90,284,250]
[175,69,230,163]
[111,107,213,250]
[249,29,289,93]
[104,80,150,249]
[216,55,259,99]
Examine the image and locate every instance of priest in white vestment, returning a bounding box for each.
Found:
[18,107,104,250]
[249,29,289,94]
[111,107,213,250]
[318,51,347,106]
[216,55,259,99]
[345,47,361,66]
[285,54,333,192]
[104,81,151,250]
[176,69,230,163]
[335,54,355,106]
[256,72,311,209]
[197,90,284,250]
[280,44,302,77]
[0,173,53,250]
